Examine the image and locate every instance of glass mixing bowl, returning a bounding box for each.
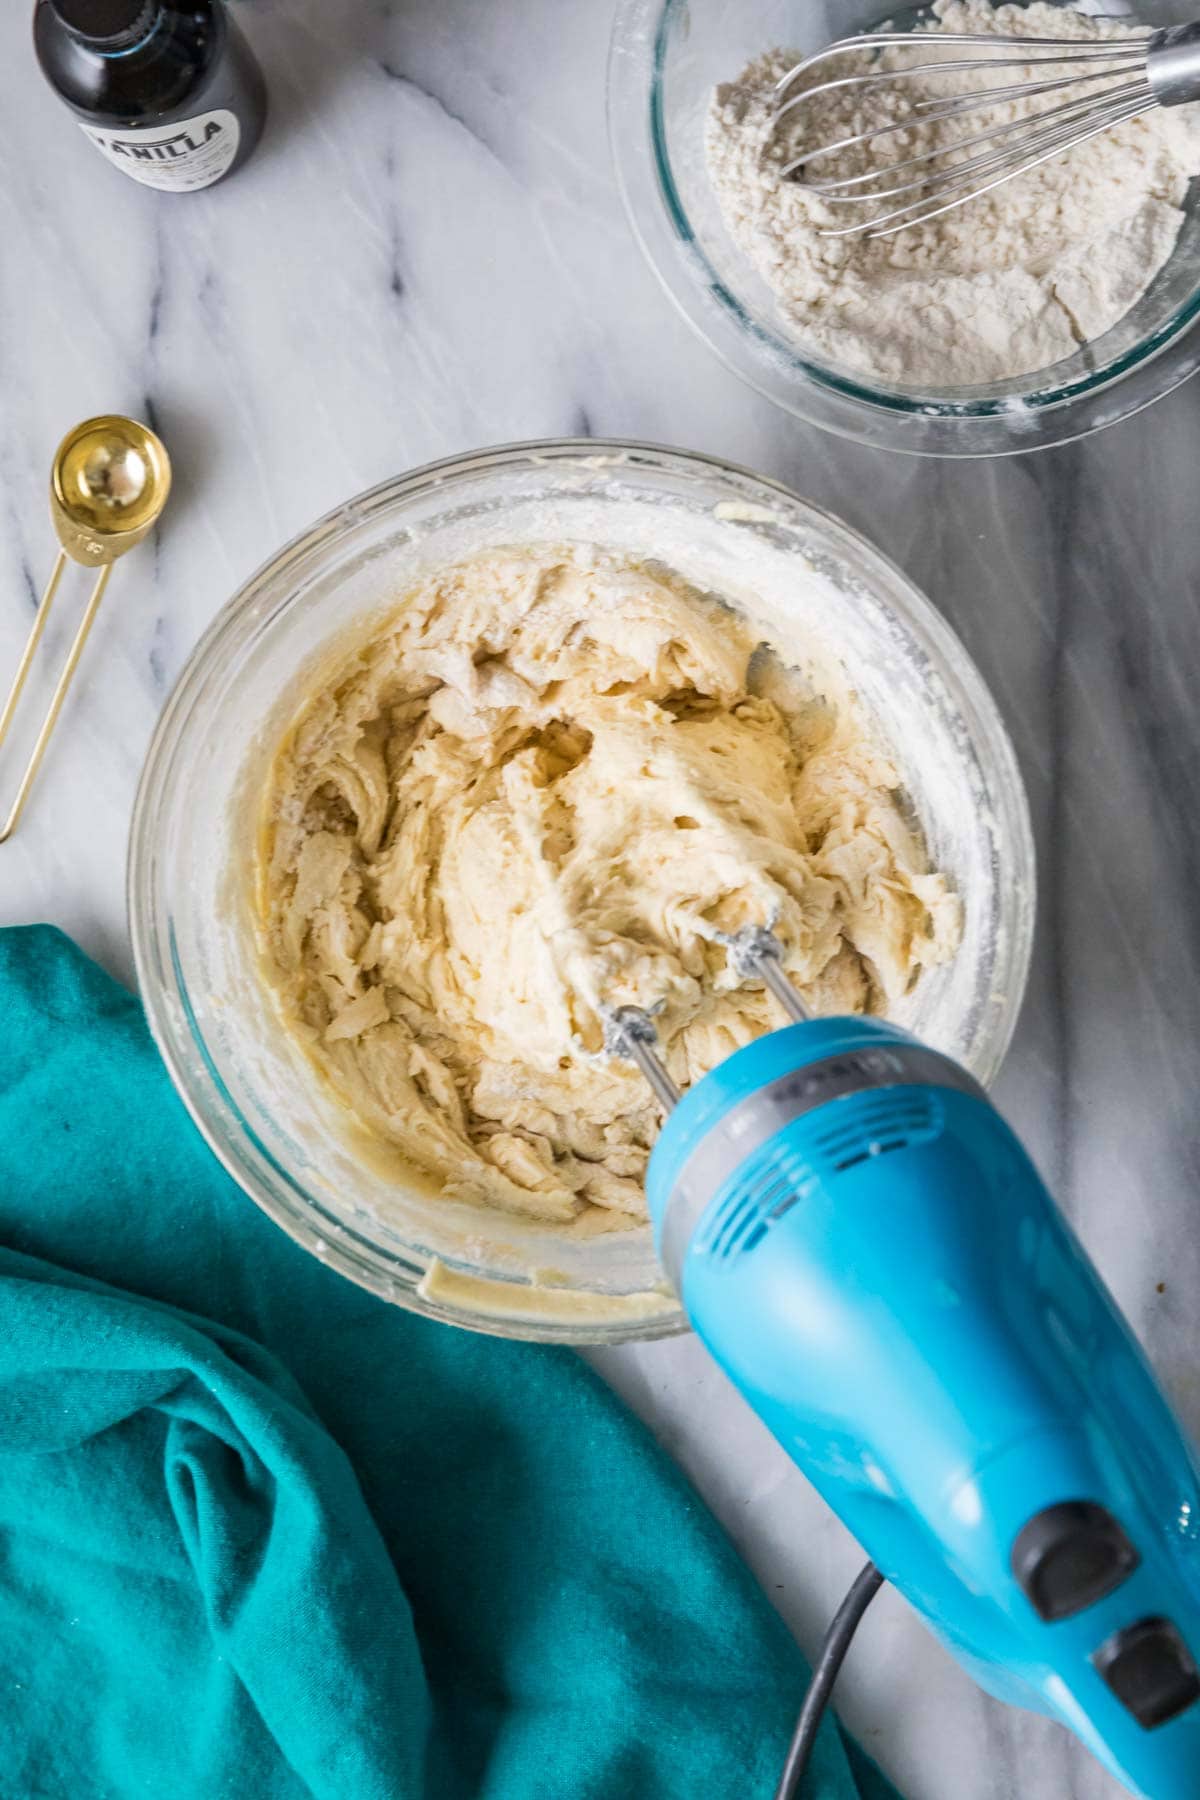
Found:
[128,441,1034,1343]
[608,0,1200,455]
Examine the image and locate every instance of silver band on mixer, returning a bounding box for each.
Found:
[659,1044,986,1294]
[597,925,988,1291]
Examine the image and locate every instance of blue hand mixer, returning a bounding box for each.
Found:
[606,928,1200,1799]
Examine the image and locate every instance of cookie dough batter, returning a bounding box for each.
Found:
[257,547,959,1228]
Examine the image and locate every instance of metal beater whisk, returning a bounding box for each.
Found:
[773,20,1200,238]
[603,925,809,1111]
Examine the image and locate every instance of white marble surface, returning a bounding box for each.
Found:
[3,4,1200,1797]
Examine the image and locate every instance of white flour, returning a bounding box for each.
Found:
[706,0,1200,387]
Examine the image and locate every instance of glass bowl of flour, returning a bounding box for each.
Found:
[609,0,1200,454]
[129,442,1034,1341]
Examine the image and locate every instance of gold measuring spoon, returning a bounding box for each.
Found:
[0,415,171,843]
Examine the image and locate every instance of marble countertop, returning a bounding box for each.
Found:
[5,3,1200,1796]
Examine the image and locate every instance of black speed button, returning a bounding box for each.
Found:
[1012,1502,1140,1624]
[1094,1618,1200,1730]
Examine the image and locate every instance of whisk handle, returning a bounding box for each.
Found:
[1148,21,1200,108]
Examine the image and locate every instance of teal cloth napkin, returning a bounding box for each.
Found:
[0,926,899,1800]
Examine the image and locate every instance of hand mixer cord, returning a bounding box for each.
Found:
[774,1562,884,1800]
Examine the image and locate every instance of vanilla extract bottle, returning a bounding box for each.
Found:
[34,0,266,192]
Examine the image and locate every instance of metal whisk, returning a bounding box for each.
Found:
[774,20,1200,238]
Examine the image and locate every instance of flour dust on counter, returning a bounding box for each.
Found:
[256,545,960,1230]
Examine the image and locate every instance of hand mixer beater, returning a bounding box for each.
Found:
[604,925,1200,1800]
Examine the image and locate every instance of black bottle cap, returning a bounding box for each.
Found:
[50,0,158,44]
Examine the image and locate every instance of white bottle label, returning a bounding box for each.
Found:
[78,108,240,192]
